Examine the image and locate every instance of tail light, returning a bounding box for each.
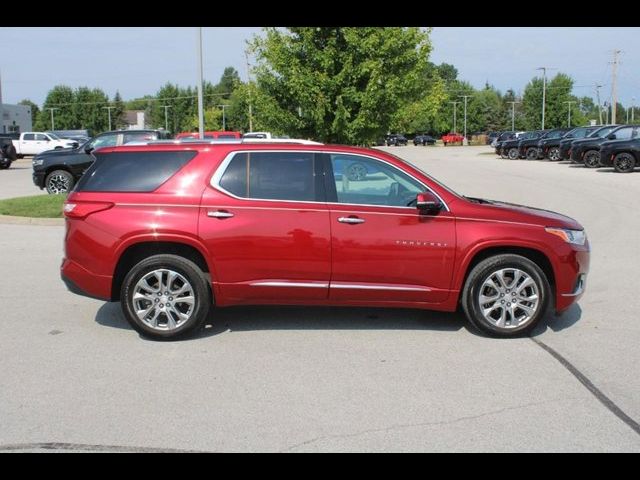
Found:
[63,201,114,219]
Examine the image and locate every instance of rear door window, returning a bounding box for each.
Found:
[74,151,196,192]
[216,151,323,202]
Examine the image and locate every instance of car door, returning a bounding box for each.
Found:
[200,150,331,302]
[325,153,456,304]
[20,133,39,155]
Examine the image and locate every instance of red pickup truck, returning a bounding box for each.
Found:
[442,132,465,146]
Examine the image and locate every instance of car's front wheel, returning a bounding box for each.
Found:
[462,254,550,337]
[583,150,600,168]
[613,152,636,173]
[548,147,561,161]
[526,147,538,160]
[45,170,75,194]
[120,254,211,340]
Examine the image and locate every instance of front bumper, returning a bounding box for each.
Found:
[555,248,590,313]
[32,171,46,189]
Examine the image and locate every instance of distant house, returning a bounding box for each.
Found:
[123,110,148,130]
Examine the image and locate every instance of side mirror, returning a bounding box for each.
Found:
[416,192,443,213]
[84,145,94,154]
[608,134,617,140]
[43,137,50,141]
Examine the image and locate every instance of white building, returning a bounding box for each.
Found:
[0,103,32,134]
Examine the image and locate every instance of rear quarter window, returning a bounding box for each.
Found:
[74,151,196,192]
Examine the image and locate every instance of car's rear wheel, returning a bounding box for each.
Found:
[526,147,538,160]
[548,147,561,161]
[120,254,211,340]
[583,150,600,168]
[508,148,519,160]
[613,152,636,173]
[45,170,75,194]
[462,254,550,337]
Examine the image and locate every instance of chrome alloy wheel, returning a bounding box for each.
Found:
[477,268,540,329]
[548,147,561,161]
[47,174,71,194]
[132,269,195,331]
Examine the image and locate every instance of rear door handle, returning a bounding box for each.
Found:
[207,210,234,219]
[338,216,365,224]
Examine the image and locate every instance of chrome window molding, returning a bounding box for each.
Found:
[210,150,450,212]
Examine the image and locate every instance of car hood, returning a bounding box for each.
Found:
[462,197,583,230]
[36,146,83,157]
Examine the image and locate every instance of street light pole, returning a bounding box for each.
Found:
[507,101,520,132]
[460,95,471,143]
[47,107,60,130]
[449,101,459,133]
[160,105,171,132]
[217,104,229,131]
[245,50,253,132]
[564,101,576,127]
[537,67,556,130]
[595,84,604,125]
[102,106,115,131]
[633,97,636,123]
[196,27,205,139]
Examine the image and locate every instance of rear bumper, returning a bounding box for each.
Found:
[61,258,112,301]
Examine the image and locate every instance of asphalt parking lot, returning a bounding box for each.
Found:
[1,145,639,452]
[0,157,46,200]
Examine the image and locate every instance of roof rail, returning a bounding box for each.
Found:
[124,138,323,146]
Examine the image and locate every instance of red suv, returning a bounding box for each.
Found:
[62,141,590,339]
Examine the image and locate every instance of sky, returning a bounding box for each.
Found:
[1,27,639,107]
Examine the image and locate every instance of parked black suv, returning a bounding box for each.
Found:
[501,131,542,159]
[519,129,560,160]
[32,129,172,194]
[557,126,609,161]
[570,125,640,168]
[0,136,18,170]
[385,134,408,146]
[534,128,572,160]
[493,131,516,154]
[413,134,436,146]
[599,137,640,173]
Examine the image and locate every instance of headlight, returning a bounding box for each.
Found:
[545,227,587,245]
[32,158,44,167]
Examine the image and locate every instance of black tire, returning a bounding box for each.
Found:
[507,148,519,160]
[120,254,211,340]
[4,144,17,161]
[583,150,600,168]
[613,152,636,173]
[461,254,550,338]
[45,169,75,194]
[548,147,561,161]
[526,147,538,160]
[0,160,10,170]
[16,154,24,159]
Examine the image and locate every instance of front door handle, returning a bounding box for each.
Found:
[338,216,365,224]
[207,210,234,219]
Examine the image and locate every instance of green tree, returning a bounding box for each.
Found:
[72,87,110,133]
[36,85,75,130]
[250,27,433,144]
[522,73,585,129]
[112,91,126,129]
[214,67,241,100]
[18,99,40,128]
[149,83,196,134]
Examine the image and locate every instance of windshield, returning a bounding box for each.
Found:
[591,126,616,138]
[47,133,61,140]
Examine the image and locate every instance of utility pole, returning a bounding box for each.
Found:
[102,106,115,131]
[564,101,576,127]
[633,97,636,123]
[196,27,205,139]
[160,105,171,132]
[604,102,609,124]
[507,101,520,131]
[217,104,228,131]
[47,107,60,130]
[611,49,622,125]
[245,50,253,132]
[0,69,4,134]
[449,101,459,133]
[460,95,471,143]
[595,84,604,124]
[537,67,556,130]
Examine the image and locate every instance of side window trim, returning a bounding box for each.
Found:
[211,150,326,204]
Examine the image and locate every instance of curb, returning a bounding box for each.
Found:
[0,215,64,226]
